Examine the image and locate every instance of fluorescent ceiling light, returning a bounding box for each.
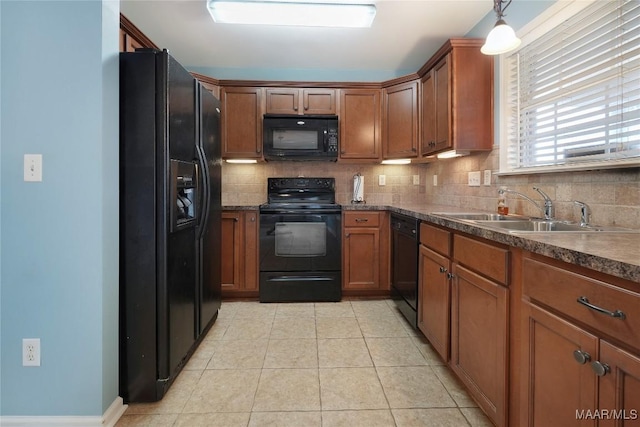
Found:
[207,1,377,28]
[225,159,258,164]
[381,159,411,165]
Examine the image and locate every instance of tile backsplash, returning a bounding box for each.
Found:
[222,149,640,229]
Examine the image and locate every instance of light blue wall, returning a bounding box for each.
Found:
[0,0,119,417]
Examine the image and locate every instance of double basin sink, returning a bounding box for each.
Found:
[432,212,639,234]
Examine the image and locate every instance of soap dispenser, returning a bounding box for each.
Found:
[498,187,509,215]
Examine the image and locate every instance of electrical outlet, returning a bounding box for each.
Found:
[484,170,492,186]
[468,171,481,187]
[433,175,438,186]
[378,175,386,186]
[413,175,420,185]
[23,338,40,367]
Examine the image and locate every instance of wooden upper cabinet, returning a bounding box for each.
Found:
[383,80,420,159]
[266,88,336,115]
[339,89,382,161]
[220,87,264,159]
[120,14,157,53]
[420,39,493,156]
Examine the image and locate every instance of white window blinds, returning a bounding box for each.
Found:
[503,0,640,172]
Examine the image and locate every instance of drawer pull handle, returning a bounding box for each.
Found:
[591,361,610,377]
[573,350,591,365]
[577,296,625,319]
[355,218,369,223]
[439,266,448,274]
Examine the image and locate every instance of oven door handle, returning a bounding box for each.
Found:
[260,209,342,215]
[267,276,335,282]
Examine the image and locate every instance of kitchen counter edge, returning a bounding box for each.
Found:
[342,203,640,284]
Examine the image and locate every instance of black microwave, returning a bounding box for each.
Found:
[263,115,339,161]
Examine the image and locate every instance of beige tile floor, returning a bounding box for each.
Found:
[116,299,494,427]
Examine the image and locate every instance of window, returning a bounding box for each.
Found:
[500,0,640,173]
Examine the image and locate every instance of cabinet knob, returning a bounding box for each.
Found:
[439,266,448,274]
[345,233,350,238]
[573,350,591,365]
[341,150,346,154]
[257,148,262,154]
[446,272,455,280]
[294,106,299,111]
[591,361,610,377]
[250,216,256,222]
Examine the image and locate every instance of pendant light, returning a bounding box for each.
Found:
[481,0,521,55]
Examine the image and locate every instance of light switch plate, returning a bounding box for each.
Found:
[378,175,386,186]
[413,175,420,185]
[24,154,43,182]
[468,171,481,187]
[433,175,438,186]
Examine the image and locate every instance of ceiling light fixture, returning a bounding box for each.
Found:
[207,0,377,28]
[481,0,521,55]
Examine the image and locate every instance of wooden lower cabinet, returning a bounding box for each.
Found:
[342,211,389,295]
[221,210,258,297]
[598,341,640,426]
[451,263,509,427]
[520,254,640,427]
[520,302,598,427]
[418,245,450,361]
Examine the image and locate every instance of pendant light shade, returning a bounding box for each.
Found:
[481,1,521,55]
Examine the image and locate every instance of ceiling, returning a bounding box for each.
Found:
[120,0,494,82]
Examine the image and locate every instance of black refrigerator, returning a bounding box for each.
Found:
[119,49,222,403]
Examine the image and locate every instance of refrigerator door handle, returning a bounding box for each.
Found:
[195,144,210,239]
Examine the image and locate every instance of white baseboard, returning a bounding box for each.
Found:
[0,397,127,427]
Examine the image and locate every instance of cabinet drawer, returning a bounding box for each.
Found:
[453,234,509,286]
[344,211,380,227]
[420,223,451,256]
[523,258,640,350]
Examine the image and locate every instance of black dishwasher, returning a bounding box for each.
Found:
[390,213,419,328]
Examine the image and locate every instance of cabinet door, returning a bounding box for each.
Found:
[383,81,419,159]
[598,341,640,426]
[520,303,598,427]
[339,89,381,160]
[418,245,450,361]
[221,212,243,290]
[266,88,299,115]
[303,89,336,115]
[221,87,263,158]
[451,263,508,427]
[243,211,259,291]
[433,55,452,152]
[420,70,437,155]
[343,227,380,290]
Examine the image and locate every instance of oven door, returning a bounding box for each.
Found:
[260,211,341,271]
[259,210,341,302]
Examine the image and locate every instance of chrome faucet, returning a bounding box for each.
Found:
[497,187,555,220]
[574,201,591,226]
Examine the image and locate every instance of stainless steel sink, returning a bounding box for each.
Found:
[474,220,640,234]
[432,212,528,221]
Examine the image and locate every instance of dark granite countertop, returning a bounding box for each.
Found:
[224,203,640,283]
[343,203,640,284]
